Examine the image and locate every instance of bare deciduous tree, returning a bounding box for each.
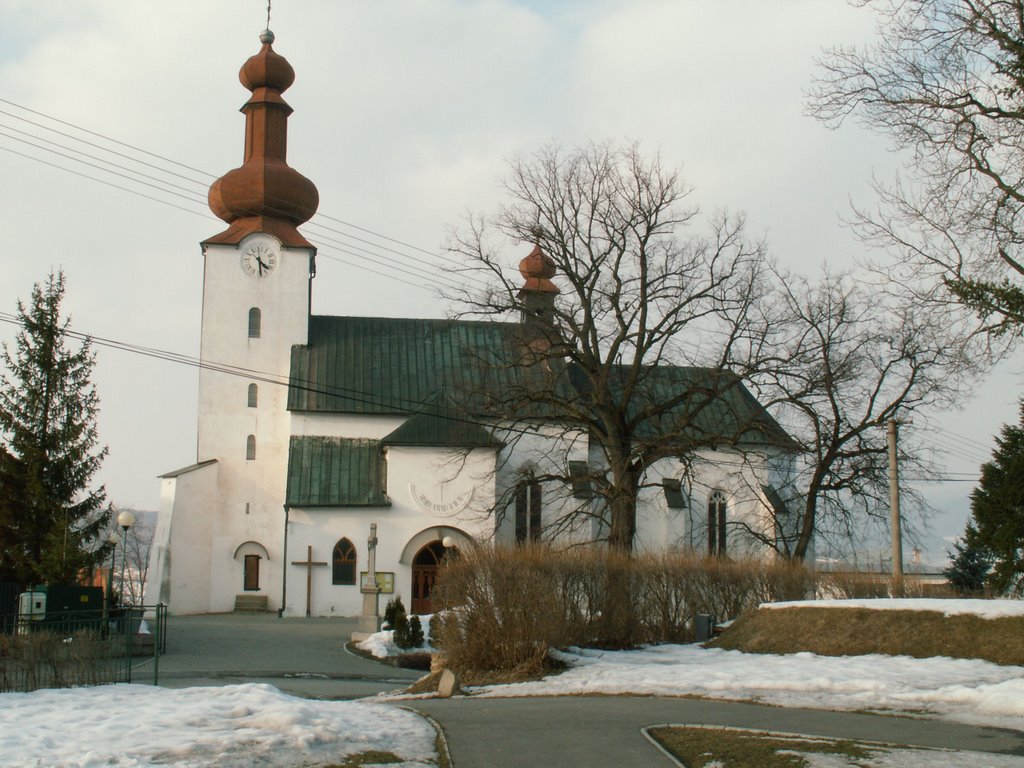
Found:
[109,510,153,605]
[810,0,1024,340]
[446,143,791,551]
[752,269,976,561]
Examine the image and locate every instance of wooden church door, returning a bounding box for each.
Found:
[411,541,446,614]
[243,554,260,591]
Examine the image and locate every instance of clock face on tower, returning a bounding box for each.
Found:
[241,241,279,277]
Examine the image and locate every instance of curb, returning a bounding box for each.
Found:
[400,706,453,768]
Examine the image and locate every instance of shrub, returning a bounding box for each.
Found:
[383,597,406,631]
[0,630,113,692]
[427,613,443,649]
[432,546,816,675]
[404,615,425,649]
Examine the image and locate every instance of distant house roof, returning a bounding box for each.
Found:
[287,314,797,452]
[285,437,389,507]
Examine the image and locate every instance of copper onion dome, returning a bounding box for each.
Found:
[204,30,319,248]
[518,244,559,295]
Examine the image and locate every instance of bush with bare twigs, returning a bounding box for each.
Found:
[0,630,114,692]
[432,546,815,674]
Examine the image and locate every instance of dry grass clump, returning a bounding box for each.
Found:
[711,607,1024,666]
[0,630,115,691]
[432,546,813,675]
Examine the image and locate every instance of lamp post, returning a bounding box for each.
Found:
[117,510,136,605]
[116,509,136,683]
[105,531,119,621]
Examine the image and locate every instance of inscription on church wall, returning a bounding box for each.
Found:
[409,484,473,515]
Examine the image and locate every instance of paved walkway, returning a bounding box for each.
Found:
[411,696,1024,767]
[147,614,1024,767]
[147,613,421,699]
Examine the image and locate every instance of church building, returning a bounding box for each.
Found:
[146,31,799,618]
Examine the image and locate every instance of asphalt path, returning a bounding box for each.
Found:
[150,613,421,698]
[411,695,1024,768]
[150,615,1024,766]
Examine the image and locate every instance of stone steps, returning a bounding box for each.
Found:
[233,594,269,614]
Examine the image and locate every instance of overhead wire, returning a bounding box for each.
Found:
[0,102,999,485]
[0,98,490,293]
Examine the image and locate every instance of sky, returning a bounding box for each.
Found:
[1,0,1021,561]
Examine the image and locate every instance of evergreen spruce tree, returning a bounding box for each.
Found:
[0,271,111,586]
[943,531,991,595]
[967,402,1024,595]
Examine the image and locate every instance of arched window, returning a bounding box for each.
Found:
[248,307,261,338]
[515,480,542,544]
[708,490,727,556]
[332,538,357,585]
[247,383,258,407]
[246,434,256,461]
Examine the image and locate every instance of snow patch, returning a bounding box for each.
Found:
[760,598,1024,619]
[0,683,438,767]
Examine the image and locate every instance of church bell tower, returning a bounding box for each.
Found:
[194,28,319,607]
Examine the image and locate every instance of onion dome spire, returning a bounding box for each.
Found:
[517,243,558,328]
[518,244,559,295]
[204,30,319,248]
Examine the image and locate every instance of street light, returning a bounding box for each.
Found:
[117,510,136,605]
[116,509,136,684]
[106,530,119,612]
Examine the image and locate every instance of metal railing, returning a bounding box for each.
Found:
[0,603,167,692]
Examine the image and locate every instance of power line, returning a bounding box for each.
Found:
[0,99,490,291]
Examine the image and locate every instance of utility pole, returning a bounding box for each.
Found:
[887,419,904,596]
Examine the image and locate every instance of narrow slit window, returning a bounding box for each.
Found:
[708,490,727,556]
[515,480,542,544]
[248,307,261,338]
[246,434,256,461]
[247,383,258,407]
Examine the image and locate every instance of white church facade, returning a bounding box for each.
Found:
[146,31,799,618]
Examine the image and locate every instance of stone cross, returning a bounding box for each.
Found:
[367,523,378,582]
[358,522,381,633]
[291,545,327,618]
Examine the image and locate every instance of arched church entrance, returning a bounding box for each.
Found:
[411,541,448,615]
[233,540,270,592]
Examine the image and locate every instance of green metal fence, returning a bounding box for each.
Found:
[0,604,167,692]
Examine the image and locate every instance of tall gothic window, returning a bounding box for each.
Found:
[247,383,258,407]
[333,538,357,585]
[515,480,542,544]
[708,490,727,556]
[248,307,261,338]
[246,434,256,461]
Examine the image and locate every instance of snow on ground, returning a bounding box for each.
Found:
[356,628,437,659]
[0,683,438,768]
[356,616,437,659]
[461,644,1024,732]
[761,598,1024,619]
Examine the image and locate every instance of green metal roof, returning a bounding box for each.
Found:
[288,315,523,415]
[287,314,795,451]
[381,406,503,448]
[285,436,390,507]
[597,365,798,450]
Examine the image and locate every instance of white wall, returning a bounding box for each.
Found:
[282,445,496,617]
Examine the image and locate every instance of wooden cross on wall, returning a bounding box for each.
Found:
[291,545,327,618]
